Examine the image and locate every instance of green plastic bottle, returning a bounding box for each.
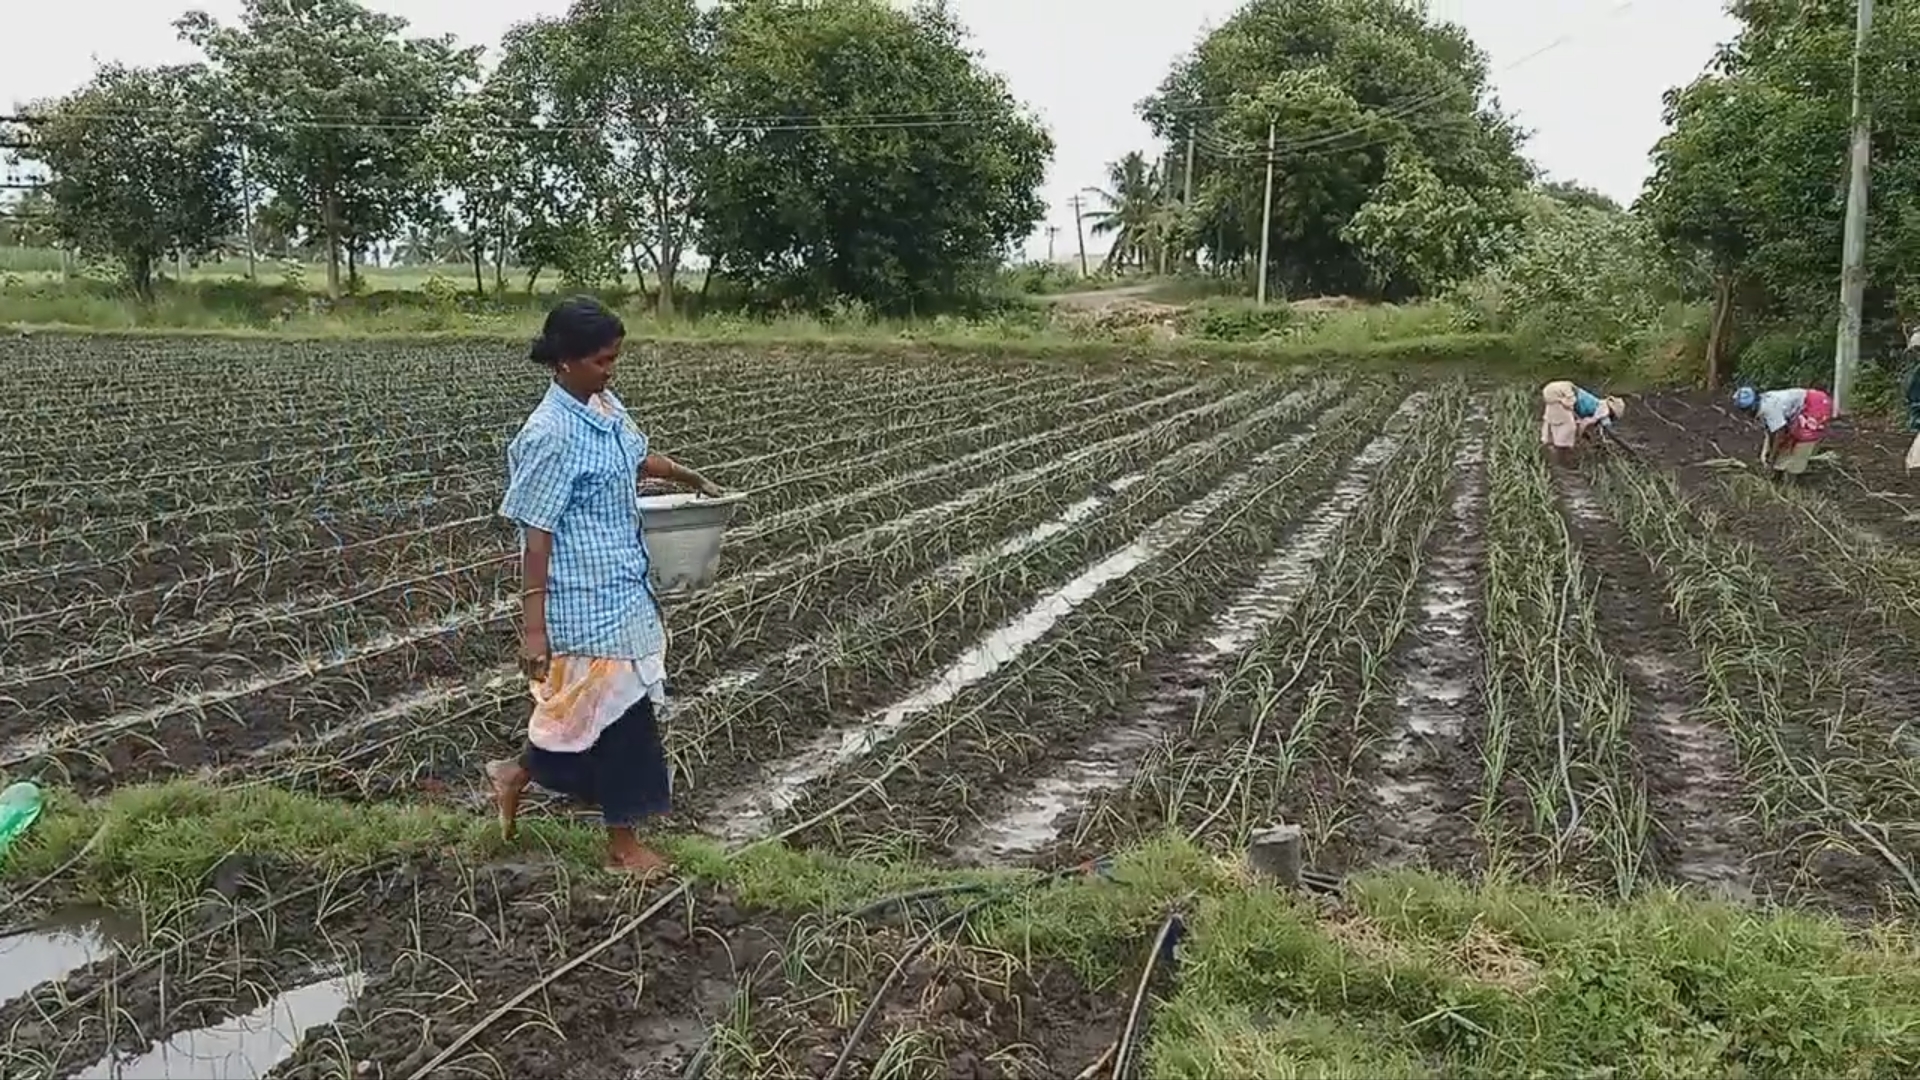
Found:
[0,781,43,858]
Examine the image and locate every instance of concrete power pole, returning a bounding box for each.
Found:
[240,142,257,280]
[1183,132,1196,269]
[1068,193,1088,277]
[1256,120,1276,306]
[1046,225,1059,262]
[1183,132,1195,203]
[1832,0,1874,415]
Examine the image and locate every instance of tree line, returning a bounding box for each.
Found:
[1084,0,1918,388]
[11,0,1914,385]
[5,0,1050,314]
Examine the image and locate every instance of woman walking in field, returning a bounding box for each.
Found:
[487,296,722,875]
[1538,380,1625,465]
[1732,384,1832,479]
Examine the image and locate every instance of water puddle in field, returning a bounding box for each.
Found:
[1364,404,1489,866]
[1561,477,1607,525]
[940,475,1148,578]
[697,475,1153,703]
[713,421,1324,839]
[76,968,364,1080]
[965,399,1425,861]
[1624,654,1751,897]
[1200,393,1426,657]
[0,906,140,1008]
[1385,409,1488,749]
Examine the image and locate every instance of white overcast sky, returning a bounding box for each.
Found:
[5,0,1736,261]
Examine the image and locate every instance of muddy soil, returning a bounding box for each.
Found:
[1633,391,1916,541]
[766,400,1394,860]
[1630,393,1920,727]
[0,859,1121,1080]
[1361,431,1490,878]
[1552,466,1760,902]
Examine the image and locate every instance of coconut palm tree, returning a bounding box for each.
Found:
[1084,150,1172,273]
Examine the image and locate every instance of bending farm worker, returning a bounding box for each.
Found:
[489,296,723,876]
[1906,357,1920,471]
[1538,380,1625,465]
[1732,384,1832,478]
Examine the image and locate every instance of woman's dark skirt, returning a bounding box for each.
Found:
[521,695,671,827]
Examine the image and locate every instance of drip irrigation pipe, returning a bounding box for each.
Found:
[682,862,1110,1079]
[821,892,997,1080]
[1112,906,1187,1079]
[403,879,692,1080]
[821,859,1117,1080]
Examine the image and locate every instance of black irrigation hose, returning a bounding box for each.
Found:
[838,879,1004,921]
[823,894,994,1080]
[820,860,1111,1080]
[1112,907,1187,1079]
[1301,868,1345,896]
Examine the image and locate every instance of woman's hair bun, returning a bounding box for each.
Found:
[530,296,625,366]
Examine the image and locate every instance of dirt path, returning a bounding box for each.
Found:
[1045,282,1165,310]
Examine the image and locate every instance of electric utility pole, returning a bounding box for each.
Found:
[1182,131,1197,270]
[1068,193,1088,277]
[1833,0,1874,415]
[240,142,256,280]
[1256,120,1276,306]
[1183,131,1195,203]
[1046,225,1059,262]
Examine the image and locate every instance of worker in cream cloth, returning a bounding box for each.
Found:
[1539,380,1625,465]
[1732,384,1832,478]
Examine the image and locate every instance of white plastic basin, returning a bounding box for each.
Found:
[638,491,746,597]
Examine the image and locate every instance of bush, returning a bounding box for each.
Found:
[999,260,1082,295]
[1177,298,1295,342]
[1732,329,1831,390]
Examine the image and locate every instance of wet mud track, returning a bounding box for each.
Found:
[0,859,1123,1080]
[1552,465,1757,899]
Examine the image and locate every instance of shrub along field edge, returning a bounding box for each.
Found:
[3,324,1620,387]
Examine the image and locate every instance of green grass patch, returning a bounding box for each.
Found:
[6,780,1919,1076]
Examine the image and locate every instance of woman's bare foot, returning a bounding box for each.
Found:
[606,827,671,877]
[485,758,527,841]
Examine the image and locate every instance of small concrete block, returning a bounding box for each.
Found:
[1248,824,1304,889]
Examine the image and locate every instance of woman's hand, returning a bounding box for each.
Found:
[519,624,550,683]
[696,476,723,498]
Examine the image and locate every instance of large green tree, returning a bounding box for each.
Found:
[1142,0,1529,299]
[178,0,475,299]
[1640,0,1920,385]
[699,0,1051,313]
[544,0,712,312]
[18,64,237,298]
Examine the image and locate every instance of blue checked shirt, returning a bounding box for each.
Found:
[498,383,665,660]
